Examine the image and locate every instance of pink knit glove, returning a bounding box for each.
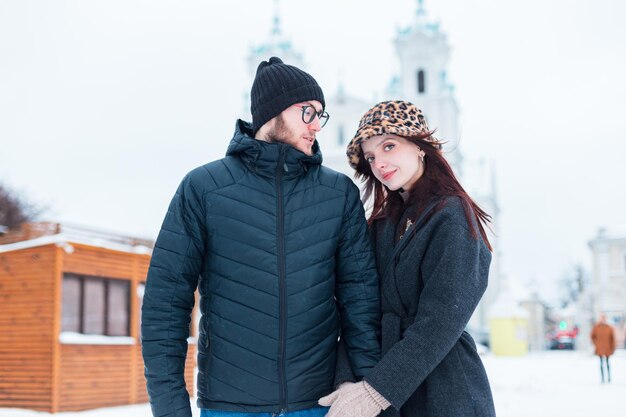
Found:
[319,381,391,417]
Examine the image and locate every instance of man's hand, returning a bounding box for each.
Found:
[319,381,391,417]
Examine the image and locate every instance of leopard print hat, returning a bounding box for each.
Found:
[346,100,441,170]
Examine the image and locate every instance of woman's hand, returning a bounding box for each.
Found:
[319,381,391,417]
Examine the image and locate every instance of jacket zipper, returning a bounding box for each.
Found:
[276,148,287,411]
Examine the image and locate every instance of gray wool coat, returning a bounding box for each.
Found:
[363,196,496,417]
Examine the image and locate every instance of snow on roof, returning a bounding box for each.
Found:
[0,233,153,255]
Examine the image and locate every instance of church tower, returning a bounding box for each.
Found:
[390,0,501,336]
[242,0,305,120]
[243,1,369,178]
[240,5,501,338]
[389,0,463,175]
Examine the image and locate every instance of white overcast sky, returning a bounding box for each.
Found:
[1,0,625,303]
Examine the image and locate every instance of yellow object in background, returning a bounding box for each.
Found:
[489,317,529,356]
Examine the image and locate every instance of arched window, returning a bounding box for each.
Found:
[417,70,426,94]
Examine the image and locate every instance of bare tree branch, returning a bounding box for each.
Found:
[0,182,45,230]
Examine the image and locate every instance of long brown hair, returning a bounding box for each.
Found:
[354,132,493,251]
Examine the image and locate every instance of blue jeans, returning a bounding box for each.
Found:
[201,406,328,417]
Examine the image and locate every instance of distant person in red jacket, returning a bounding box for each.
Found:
[591,314,616,383]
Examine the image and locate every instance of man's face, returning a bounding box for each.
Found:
[266,100,324,156]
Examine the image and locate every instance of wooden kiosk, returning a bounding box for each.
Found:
[0,222,196,412]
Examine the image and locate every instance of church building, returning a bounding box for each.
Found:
[243,0,501,339]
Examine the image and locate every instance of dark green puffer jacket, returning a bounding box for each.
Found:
[141,120,380,417]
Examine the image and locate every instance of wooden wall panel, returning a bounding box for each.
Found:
[0,241,200,413]
[58,344,133,411]
[185,344,196,397]
[63,245,135,279]
[59,344,196,411]
[137,257,150,282]
[0,246,57,412]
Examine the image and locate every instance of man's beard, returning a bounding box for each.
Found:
[265,114,315,156]
[266,114,293,144]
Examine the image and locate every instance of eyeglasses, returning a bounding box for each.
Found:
[295,105,330,128]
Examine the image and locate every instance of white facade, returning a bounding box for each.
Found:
[462,158,501,331]
[387,0,462,174]
[520,292,548,351]
[322,84,371,179]
[245,0,501,333]
[588,227,626,348]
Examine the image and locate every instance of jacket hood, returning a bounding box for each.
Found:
[226,120,323,178]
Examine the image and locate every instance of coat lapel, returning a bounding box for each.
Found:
[374,218,396,278]
[375,199,441,316]
[375,218,407,316]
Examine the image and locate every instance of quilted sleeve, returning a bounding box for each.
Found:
[335,182,381,378]
[141,173,207,417]
[333,336,357,388]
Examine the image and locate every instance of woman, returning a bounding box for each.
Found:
[320,100,496,417]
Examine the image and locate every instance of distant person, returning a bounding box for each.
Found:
[319,100,496,417]
[591,314,616,383]
[141,56,381,417]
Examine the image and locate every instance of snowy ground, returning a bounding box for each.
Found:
[1,349,624,417]
[484,349,625,417]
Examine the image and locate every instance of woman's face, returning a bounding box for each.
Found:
[361,134,425,192]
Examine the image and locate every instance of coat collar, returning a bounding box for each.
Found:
[226,120,323,178]
[374,198,442,280]
[374,217,396,278]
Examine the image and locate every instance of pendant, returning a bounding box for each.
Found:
[399,218,413,240]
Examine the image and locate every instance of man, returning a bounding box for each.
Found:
[591,314,616,383]
[141,56,380,417]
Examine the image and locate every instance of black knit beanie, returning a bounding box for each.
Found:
[251,56,325,134]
